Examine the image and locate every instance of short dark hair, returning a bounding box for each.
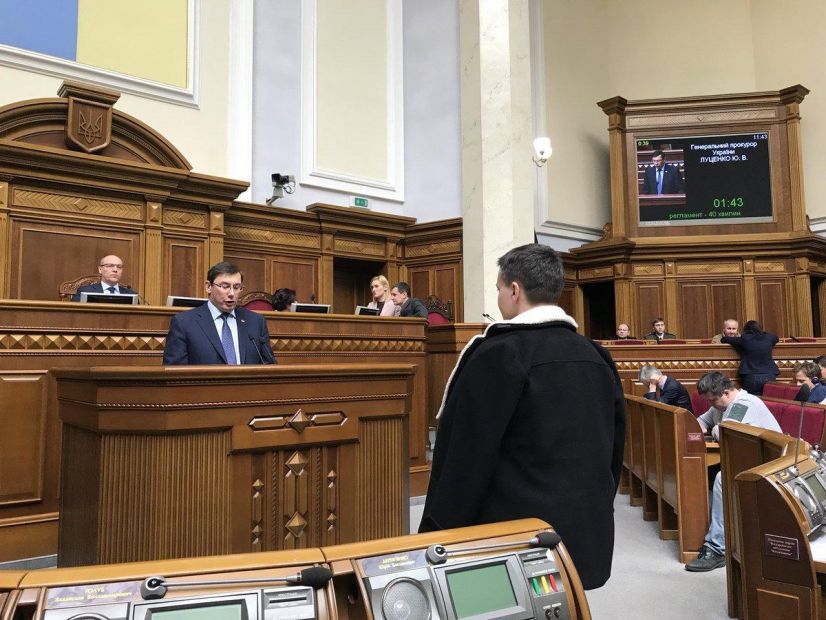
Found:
[207,261,243,284]
[814,355,826,368]
[497,244,564,304]
[393,282,411,296]
[697,371,734,397]
[272,287,296,311]
[651,317,664,326]
[652,150,664,159]
[796,361,820,382]
[743,320,763,335]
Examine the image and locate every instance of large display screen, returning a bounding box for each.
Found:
[636,132,772,226]
[445,563,518,619]
[148,602,246,620]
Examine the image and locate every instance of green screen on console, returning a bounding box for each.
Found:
[148,602,245,620]
[446,563,517,618]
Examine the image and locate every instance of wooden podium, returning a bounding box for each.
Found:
[54,364,414,566]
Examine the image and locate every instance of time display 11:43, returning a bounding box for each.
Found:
[712,197,744,208]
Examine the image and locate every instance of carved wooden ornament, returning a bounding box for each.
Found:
[66,96,113,153]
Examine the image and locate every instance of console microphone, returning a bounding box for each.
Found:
[310,292,317,303]
[791,383,812,476]
[140,566,333,600]
[482,313,496,322]
[790,335,801,342]
[425,531,561,565]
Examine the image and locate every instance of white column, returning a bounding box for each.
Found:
[460,0,535,320]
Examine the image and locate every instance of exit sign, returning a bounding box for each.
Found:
[351,196,369,208]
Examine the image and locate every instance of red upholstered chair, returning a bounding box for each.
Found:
[658,339,687,344]
[762,399,787,429]
[778,402,825,445]
[424,295,453,326]
[610,339,645,345]
[59,274,101,300]
[690,391,708,417]
[762,382,798,400]
[238,290,274,311]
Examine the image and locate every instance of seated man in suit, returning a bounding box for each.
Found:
[643,317,677,341]
[639,364,692,412]
[163,262,276,365]
[390,281,428,318]
[71,254,138,301]
[615,323,637,340]
[710,318,739,344]
[641,150,684,194]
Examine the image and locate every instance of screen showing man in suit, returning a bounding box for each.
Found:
[162,261,276,365]
[71,254,138,300]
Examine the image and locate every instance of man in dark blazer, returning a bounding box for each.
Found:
[163,262,276,365]
[641,150,684,194]
[420,244,625,590]
[71,254,138,301]
[390,281,428,317]
[639,364,693,412]
[643,317,678,341]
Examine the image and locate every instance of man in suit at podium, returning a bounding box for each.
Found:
[163,262,276,365]
[641,150,684,194]
[71,254,138,301]
[420,244,625,590]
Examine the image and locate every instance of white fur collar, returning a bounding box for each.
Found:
[435,305,577,419]
[483,304,578,334]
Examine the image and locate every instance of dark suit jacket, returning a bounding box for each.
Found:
[71,282,138,302]
[162,304,276,365]
[643,376,693,413]
[643,331,677,341]
[641,164,684,194]
[721,332,779,377]
[399,297,428,318]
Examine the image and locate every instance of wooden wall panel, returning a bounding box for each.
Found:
[0,373,47,506]
[677,280,742,339]
[164,239,204,298]
[757,279,790,336]
[408,269,431,301]
[225,254,267,293]
[273,257,319,303]
[635,282,665,330]
[10,222,140,300]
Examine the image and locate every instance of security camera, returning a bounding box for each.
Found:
[266,173,296,205]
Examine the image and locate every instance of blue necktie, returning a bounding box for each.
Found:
[106,286,115,294]
[220,313,238,364]
[656,169,663,194]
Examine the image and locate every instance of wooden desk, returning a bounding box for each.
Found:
[0,300,427,562]
[706,441,720,467]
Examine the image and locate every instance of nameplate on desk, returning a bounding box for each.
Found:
[687,432,704,442]
[361,549,427,576]
[764,533,800,560]
[47,581,141,608]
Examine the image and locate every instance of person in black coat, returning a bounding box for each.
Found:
[420,244,625,590]
[639,364,693,412]
[71,254,138,301]
[721,320,779,395]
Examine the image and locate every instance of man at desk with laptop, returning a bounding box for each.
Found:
[71,254,138,301]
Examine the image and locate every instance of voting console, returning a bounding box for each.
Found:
[0,520,589,620]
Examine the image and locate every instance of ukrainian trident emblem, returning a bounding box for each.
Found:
[66,96,112,153]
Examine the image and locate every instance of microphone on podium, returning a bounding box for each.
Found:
[425,531,562,565]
